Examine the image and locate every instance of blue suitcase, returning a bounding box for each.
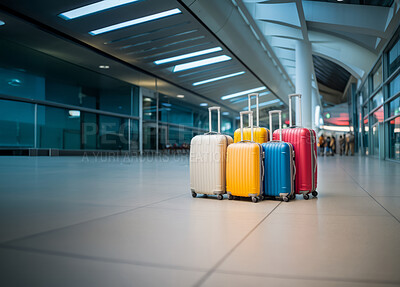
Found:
[262,110,295,202]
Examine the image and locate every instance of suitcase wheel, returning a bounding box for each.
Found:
[217,194,223,200]
[283,196,289,202]
[303,194,310,200]
[252,196,258,203]
[228,194,233,200]
[191,191,197,198]
[312,191,318,197]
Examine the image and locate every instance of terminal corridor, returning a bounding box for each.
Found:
[0,156,399,286]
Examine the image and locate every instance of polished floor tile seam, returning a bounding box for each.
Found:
[0,244,210,274]
[0,193,187,246]
[339,162,400,224]
[213,269,400,286]
[193,202,283,287]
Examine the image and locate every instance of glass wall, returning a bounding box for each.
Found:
[389,116,400,160]
[155,93,234,153]
[0,32,235,154]
[388,36,400,75]
[0,100,35,148]
[355,27,400,162]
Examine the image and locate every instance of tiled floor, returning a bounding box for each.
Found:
[0,155,399,286]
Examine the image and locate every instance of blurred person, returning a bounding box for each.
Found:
[345,133,355,156]
[339,135,345,155]
[318,134,325,156]
[349,132,355,156]
[325,136,332,156]
[330,136,336,156]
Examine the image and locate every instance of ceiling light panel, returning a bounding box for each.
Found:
[59,0,140,20]
[89,8,182,35]
[244,99,281,110]
[192,71,245,86]
[104,21,191,45]
[173,55,231,72]
[221,86,266,100]
[154,47,222,65]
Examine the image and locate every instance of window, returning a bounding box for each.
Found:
[363,104,369,119]
[0,100,34,148]
[37,106,81,150]
[389,97,400,117]
[389,37,400,76]
[362,82,369,102]
[98,115,129,150]
[388,116,400,160]
[372,64,382,91]
[143,96,157,121]
[371,106,384,125]
[389,73,400,98]
[370,91,384,110]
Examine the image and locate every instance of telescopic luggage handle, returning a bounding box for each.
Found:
[288,93,302,127]
[248,93,260,127]
[240,111,254,142]
[208,107,221,133]
[269,110,282,141]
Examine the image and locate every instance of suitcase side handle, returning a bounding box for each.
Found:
[208,107,221,133]
[248,93,259,127]
[269,110,282,141]
[240,111,254,142]
[288,93,302,127]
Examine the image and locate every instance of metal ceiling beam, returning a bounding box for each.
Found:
[303,1,389,38]
[294,0,323,109]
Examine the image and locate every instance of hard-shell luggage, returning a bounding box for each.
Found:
[226,111,264,203]
[190,107,233,200]
[273,94,318,200]
[262,110,295,202]
[234,93,269,144]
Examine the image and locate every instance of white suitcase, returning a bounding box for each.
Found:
[190,107,233,200]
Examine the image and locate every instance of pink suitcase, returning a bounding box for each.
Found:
[273,94,317,200]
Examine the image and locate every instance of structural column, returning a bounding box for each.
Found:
[311,87,318,130]
[295,40,312,128]
[138,87,143,155]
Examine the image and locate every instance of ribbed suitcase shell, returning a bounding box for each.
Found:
[273,128,317,194]
[262,142,295,199]
[226,142,263,198]
[190,134,233,195]
[234,127,269,144]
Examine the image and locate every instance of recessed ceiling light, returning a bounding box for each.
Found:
[222,112,230,116]
[177,95,184,98]
[59,0,140,20]
[199,103,208,107]
[89,8,182,35]
[230,91,271,104]
[8,79,22,87]
[154,47,222,65]
[68,110,81,117]
[193,71,245,86]
[221,86,266,100]
[0,20,5,26]
[173,55,231,72]
[99,65,109,69]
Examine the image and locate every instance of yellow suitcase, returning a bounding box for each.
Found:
[226,111,264,203]
[233,93,269,144]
